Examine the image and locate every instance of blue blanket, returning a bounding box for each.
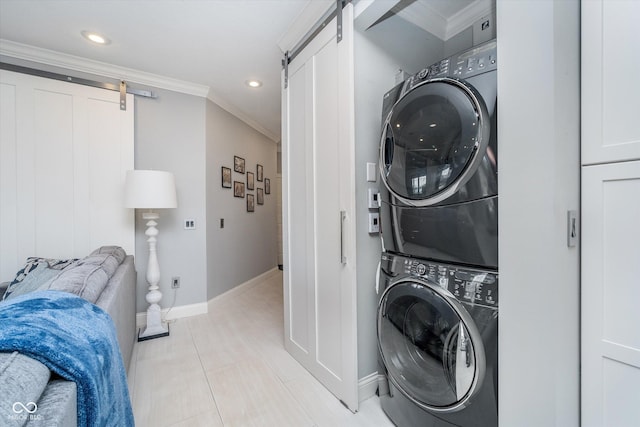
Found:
[0,291,134,427]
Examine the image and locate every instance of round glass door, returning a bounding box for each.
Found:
[380,78,489,206]
[377,280,485,412]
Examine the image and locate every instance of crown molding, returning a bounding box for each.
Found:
[446,0,494,40]
[0,39,280,142]
[207,89,280,143]
[0,39,209,97]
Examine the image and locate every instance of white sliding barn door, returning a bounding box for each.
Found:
[282,5,358,411]
[0,70,134,281]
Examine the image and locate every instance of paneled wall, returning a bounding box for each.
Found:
[0,70,134,281]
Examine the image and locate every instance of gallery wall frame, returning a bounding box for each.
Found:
[222,167,232,188]
[247,172,255,190]
[247,194,255,212]
[257,188,264,205]
[257,164,264,182]
[234,156,245,174]
[234,181,245,198]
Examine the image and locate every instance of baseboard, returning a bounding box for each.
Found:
[358,372,380,402]
[207,267,280,310]
[136,267,281,328]
[136,301,208,328]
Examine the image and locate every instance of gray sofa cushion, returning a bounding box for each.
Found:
[2,258,77,301]
[40,248,127,304]
[0,352,51,426]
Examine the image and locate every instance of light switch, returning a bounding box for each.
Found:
[368,188,380,209]
[368,212,380,233]
[366,162,377,182]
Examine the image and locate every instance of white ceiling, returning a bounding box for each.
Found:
[0,0,489,142]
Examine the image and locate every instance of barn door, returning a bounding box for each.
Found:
[281,3,358,411]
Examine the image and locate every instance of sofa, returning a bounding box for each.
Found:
[0,246,137,427]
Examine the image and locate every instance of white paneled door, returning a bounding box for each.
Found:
[581,161,640,427]
[281,5,358,411]
[0,70,134,281]
[581,1,640,425]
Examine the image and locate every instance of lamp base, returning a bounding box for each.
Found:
[137,303,170,341]
[137,323,170,342]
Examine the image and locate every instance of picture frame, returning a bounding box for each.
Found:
[234,156,245,174]
[247,172,255,190]
[264,178,270,194]
[257,188,264,205]
[247,194,255,212]
[257,164,263,182]
[233,181,245,198]
[221,167,232,188]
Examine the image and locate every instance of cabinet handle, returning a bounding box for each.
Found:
[340,210,346,264]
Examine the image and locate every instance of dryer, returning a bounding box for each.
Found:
[377,252,498,427]
[379,40,498,269]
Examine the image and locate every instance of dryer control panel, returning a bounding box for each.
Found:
[404,39,497,93]
[380,252,498,308]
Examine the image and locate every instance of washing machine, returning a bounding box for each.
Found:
[379,39,498,269]
[377,252,498,427]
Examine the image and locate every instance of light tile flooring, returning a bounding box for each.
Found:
[127,271,395,427]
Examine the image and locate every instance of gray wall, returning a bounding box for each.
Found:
[354,18,442,380]
[133,89,208,312]
[205,100,278,300]
[497,0,580,425]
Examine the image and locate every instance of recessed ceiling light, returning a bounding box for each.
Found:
[246,80,262,88]
[81,31,110,45]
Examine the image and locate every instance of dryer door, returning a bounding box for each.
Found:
[380,78,490,206]
[377,278,486,412]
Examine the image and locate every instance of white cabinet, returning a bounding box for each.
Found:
[581,161,640,427]
[582,0,640,165]
[581,1,640,425]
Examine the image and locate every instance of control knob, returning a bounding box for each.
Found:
[417,68,428,79]
[415,263,427,275]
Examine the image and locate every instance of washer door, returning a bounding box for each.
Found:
[377,279,486,412]
[379,77,490,206]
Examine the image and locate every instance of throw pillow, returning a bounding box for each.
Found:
[2,257,77,301]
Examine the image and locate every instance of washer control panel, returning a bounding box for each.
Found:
[381,253,498,308]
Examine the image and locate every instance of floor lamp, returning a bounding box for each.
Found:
[125,170,177,341]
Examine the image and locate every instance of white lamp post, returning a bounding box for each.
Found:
[124,170,177,341]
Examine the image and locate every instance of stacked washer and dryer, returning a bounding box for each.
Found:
[376,40,498,427]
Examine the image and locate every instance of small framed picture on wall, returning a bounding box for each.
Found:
[233,181,245,198]
[234,156,245,174]
[247,194,255,212]
[257,164,263,182]
[247,172,255,190]
[221,167,232,188]
[257,188,264,205]
[264,178,270,194]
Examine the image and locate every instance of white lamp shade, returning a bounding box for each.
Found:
[124,170,177,209]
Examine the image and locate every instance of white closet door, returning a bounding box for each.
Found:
[581,161,640,427]
[282,4,358,411]
[582,0,640,165]
[0,70,134,281]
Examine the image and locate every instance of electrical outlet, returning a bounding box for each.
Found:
[184,219,196,230]
[171,277,180,289]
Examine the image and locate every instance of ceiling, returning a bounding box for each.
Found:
[0,0,488,142]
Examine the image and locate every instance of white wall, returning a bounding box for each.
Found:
[497,1,580,425]
[205,100,277,300]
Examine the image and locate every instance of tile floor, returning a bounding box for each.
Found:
[127,271,395,427]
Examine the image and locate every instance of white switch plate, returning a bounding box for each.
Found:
[368,188,380,209]
[366,162,377,182]
[368,212,380,233]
